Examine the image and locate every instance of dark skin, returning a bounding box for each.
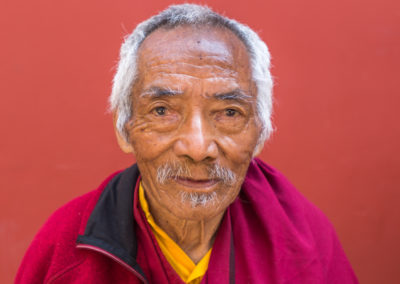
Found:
[115,25,262,263]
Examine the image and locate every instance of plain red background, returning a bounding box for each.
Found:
[1,0,399,283]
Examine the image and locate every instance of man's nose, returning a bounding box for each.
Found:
[173,112,218,162]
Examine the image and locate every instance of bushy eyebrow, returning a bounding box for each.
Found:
[140,87,251,103]
[140,86,183,98]
[214,89,252,102]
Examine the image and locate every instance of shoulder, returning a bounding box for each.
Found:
[31,170,121,247]
[243,158,346,254]
[249,158,335,232]
[244,159,358,282]
[15,171,121,284]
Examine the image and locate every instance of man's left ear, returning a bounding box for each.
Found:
[252,120,265,157]
[252,142,264,157]
[113,112,134,154]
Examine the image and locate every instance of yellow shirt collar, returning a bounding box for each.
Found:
[139,183,212,284]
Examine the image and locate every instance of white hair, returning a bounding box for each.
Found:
[109,4,274,149]
[156,160,236,186]
[180,191,218,208]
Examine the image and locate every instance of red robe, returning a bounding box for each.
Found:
[15,158,358,283]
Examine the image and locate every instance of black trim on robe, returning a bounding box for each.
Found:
[76,164,148,282]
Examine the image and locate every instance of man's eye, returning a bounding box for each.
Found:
[225,109,237,117]
[154,106,167,116]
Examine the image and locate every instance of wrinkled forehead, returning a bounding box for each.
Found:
[136,25,252,78]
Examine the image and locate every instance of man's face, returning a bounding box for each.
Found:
[123,25,261,220]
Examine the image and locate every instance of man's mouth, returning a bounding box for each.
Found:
[174,177,219,189]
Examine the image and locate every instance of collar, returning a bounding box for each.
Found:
[75,163,235,283]
[138,182,212,283]
[76,164,147,281]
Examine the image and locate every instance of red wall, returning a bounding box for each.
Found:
[1,0,399,283]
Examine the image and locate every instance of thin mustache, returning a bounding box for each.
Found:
[156,161,236,185]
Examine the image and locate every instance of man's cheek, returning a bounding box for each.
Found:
[133,136,175,163]
[219,136,255,162]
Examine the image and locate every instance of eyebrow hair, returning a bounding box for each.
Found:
[140,86,183,98]
[214,89,252,102]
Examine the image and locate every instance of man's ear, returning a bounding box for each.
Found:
[252,142,264,157]
[113,112,134,154]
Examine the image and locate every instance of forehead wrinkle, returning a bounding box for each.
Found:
[144,54,234,67]
[140,32,237,66]
[143,62,239,78]
[142,72,241,85]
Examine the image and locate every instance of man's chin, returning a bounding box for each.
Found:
[179,191,218,208]
[165,194,226,221]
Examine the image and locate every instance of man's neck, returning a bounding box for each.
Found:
[146,195,224,264]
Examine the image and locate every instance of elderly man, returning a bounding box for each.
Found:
[16,4,358,284]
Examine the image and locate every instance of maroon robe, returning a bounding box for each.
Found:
[16,159,358,283]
